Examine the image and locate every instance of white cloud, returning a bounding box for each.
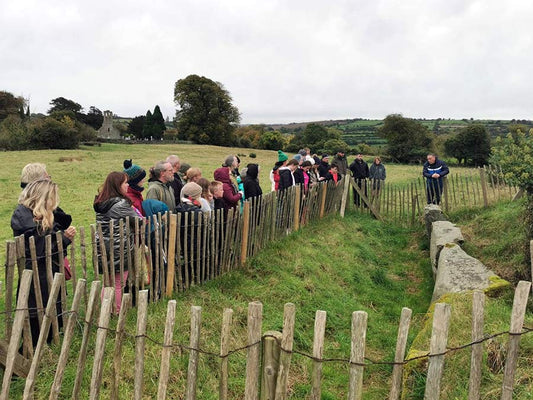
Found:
[1,0,532,123]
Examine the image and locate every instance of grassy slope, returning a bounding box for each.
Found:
[8,212,434,399]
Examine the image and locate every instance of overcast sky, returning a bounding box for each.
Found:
[1,0,532,124]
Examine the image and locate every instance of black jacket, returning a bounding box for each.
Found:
[278,167,294,191]
[94,197,140,272]
[349,159,369,179]
[243,165,263,199]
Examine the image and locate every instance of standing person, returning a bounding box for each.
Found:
[145,161,176,211]
[308,156,321,188]
[166,155,186,201]
[20,162,73,231]
[11,180,76,347]
[213,160,242,210]
[317,154,330,181]
[185,167,202,184]
[196,177,213,212]
[423,153,449,205]
[292,154,305,186]
[175,182,204,285]
[278,159,299,191]
[270,150,288,191]
[243,163,262,199]
[209,181,226,210]
[94,172,141,313]
[369,157,386,204]
[123,159,147,216]
[349,153,370,206]
[300,160,312,193]
[331,150,348,176]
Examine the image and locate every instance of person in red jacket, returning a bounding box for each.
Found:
[213,164,243,210]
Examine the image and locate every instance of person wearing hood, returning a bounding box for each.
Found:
[243,163,262,199]
[94,171,141,313]
[318,154,330,181]
[278,159,299,191]
[213,160,242,210]
[271,150,288,191]
[11,179,76,346]
[123,159,147,216]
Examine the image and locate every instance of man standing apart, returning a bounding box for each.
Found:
[146,161,176,211]
[166,155,185,201]
[423,153,449,205]
[349,153,369,206]
[331,149,348,176]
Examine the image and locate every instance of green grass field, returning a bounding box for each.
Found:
[1,144,530,398]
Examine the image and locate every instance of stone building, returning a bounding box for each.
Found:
[97,110,121,139]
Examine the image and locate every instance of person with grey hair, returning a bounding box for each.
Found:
[145,161,176,211]
[166,154,185,201]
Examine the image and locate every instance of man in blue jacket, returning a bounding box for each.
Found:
[423,153,449,205]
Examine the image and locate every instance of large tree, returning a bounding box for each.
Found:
[127,115,146,139]
[81,106,104,130]
[174,75,240,145]
[48,97,83,115]
[152,105,166,139]
[378,114,433,163]
[444,124,491,166]
[0,91,25,122]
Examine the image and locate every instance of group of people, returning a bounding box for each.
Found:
[10,149,449,347]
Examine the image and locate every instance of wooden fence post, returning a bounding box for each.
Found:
[186,305,202,400]
[166,214,177,297]
[220,308,233,400]
[340,176,351,217]
[111,293,132,400]
[501,281,531,400]
[310,310,327,400]
[241,202,251,267]
[4,241,15,339]
[49,279,87,400]
[23,273,64,400]
[89,287,114,400]
[134,290,149,400]
[261,331,282,400]
[389,307,412,400]
[319,184,328,218]
[468,291,485,400]
[157,299,177,400]
[245,301,263,400]
[275,303,295,400]
[424,303,451,400]
[479,168,489,207]
[0,269,32,400]
[293,185,301,231]
[71,280,101,400]
[348,311,367,400]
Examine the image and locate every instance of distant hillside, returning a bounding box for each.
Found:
[264,117,533,147]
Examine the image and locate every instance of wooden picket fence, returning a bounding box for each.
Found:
[349,165,519,224]
[1,270,531,399]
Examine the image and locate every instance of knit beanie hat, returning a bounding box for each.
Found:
[181,182,202,200]
[278,150,288,162]
[123,159,146,185]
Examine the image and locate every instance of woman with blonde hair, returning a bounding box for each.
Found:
[11,179,76,346]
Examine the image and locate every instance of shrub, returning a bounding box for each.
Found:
[249,153,257,158]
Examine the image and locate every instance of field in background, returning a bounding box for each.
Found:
[1,143,478,249]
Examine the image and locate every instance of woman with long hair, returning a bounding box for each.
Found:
[93,171,140,312]
[11,179,76,347]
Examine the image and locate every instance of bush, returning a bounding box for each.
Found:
[249,153,257,158]
[0,115,30,150]
[29,116,79,149]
